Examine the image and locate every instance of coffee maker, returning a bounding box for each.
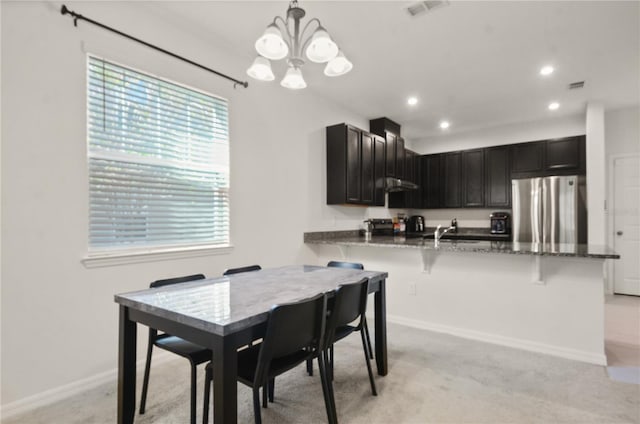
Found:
[406,215,425,234]
[490,212,510,235]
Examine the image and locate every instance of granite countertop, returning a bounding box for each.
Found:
[304,231,619,259]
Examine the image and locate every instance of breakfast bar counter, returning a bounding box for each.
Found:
[305,230,619,367]
[304,230,620,259]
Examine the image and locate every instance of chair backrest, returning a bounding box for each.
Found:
[254,293,327,386]
[325,278,369,347]
[223,265,262,276]
[327,261,364,270]
[150,274,205,289]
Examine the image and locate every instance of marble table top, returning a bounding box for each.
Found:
[114,265,387,336]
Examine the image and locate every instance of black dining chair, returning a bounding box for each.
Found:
[326,261,373,359]
[325,278,377,401]
[139,274,210,424]
[202,293,335,424]
[223,265,262,276]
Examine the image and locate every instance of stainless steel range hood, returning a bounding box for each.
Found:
[385,177,419,192]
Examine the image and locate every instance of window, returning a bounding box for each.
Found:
[87,56,229,253]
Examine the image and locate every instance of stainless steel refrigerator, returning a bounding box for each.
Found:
[512,175,587,244]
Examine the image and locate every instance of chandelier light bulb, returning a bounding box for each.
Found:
[324,51,353,77]
[305,27,339,63]
[280,66,307,90]
[255,24,289,60]
[246,56,275,81]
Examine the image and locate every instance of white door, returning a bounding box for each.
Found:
[613,155,640,296]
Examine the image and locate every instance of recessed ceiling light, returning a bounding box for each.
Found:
[540,65,554,76]
[439,121,450,129]
[407,97,418,106]
[548,102,560,110]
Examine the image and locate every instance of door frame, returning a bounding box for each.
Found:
[606,152,640,294]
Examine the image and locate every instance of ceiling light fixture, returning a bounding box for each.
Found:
[247,0,352,89]
[548,102,560,110]
[440,121,450,129]
[407,97,418,106]
[540,65,554,76]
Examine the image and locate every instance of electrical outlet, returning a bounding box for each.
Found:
[408,282,417,295]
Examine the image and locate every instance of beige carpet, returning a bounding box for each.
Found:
[4,323,640,424]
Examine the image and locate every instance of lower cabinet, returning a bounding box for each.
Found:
[326,123,385,206]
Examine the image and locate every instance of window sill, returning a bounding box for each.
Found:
[82,244,234,268]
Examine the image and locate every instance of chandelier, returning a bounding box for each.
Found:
[246,0,353,89]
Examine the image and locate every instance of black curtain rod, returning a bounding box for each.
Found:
[60,5,249,89]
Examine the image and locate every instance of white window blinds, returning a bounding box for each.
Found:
[87,56,229,250]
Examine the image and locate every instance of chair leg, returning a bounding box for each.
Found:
[363,318,374,360]
[262,383,268,408]
[360,328,378,396]
[268,378,275,403]
[202,367,212,424]
[329,345,334,381]
[139,336,154,414]
[306,358,313,376]
[252,387,262,424]
[190,362,198,424]
[318,354,337,424]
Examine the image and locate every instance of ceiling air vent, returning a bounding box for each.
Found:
[569,81,585,90]
[406,0,449,17]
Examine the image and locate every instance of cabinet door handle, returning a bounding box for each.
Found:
[616,231,623,236]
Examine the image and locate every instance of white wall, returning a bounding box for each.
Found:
[586,103,606,245]
[0,1,374,409]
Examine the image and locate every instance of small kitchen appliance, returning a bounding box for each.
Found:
[407,215,425,234]
[490,212,510,235]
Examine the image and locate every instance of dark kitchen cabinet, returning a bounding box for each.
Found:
[388,149,420,208]
[545,135,585,172]
[326,123,385,206]
[396,137,406,179]
[462,149,485,207]
[421,154,443,208]
[485,146,511,207]
[512,141,544,175]
[443,152,462,208]
[373,134,386,206]
[512,136,585,178]
[370,118,405,178]
[384,131,397,177]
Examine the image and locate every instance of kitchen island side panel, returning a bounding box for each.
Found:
[308,244,606,365]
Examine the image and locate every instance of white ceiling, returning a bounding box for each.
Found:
[153,1,639,139]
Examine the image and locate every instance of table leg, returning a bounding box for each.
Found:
[374,278,388,376]
[118,305,137,424]
[212,337,238,424]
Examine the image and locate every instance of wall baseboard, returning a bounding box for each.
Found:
[1,352,178,421]
[386,314,607,366]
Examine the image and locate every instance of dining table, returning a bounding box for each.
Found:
[114,265,389,424]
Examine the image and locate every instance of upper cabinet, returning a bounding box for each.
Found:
[511,136,586,178]
[443,152,462,208]
[462,149,485,207]
[326,124,385,206]
[370,118,405,178]
[544,136,585,172]
[484,146,511,208]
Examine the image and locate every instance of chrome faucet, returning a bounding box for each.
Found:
[434,224,456,247]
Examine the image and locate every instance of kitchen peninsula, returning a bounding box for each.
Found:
[305,230,619,366]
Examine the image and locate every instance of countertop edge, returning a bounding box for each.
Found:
[304,233,619,259]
